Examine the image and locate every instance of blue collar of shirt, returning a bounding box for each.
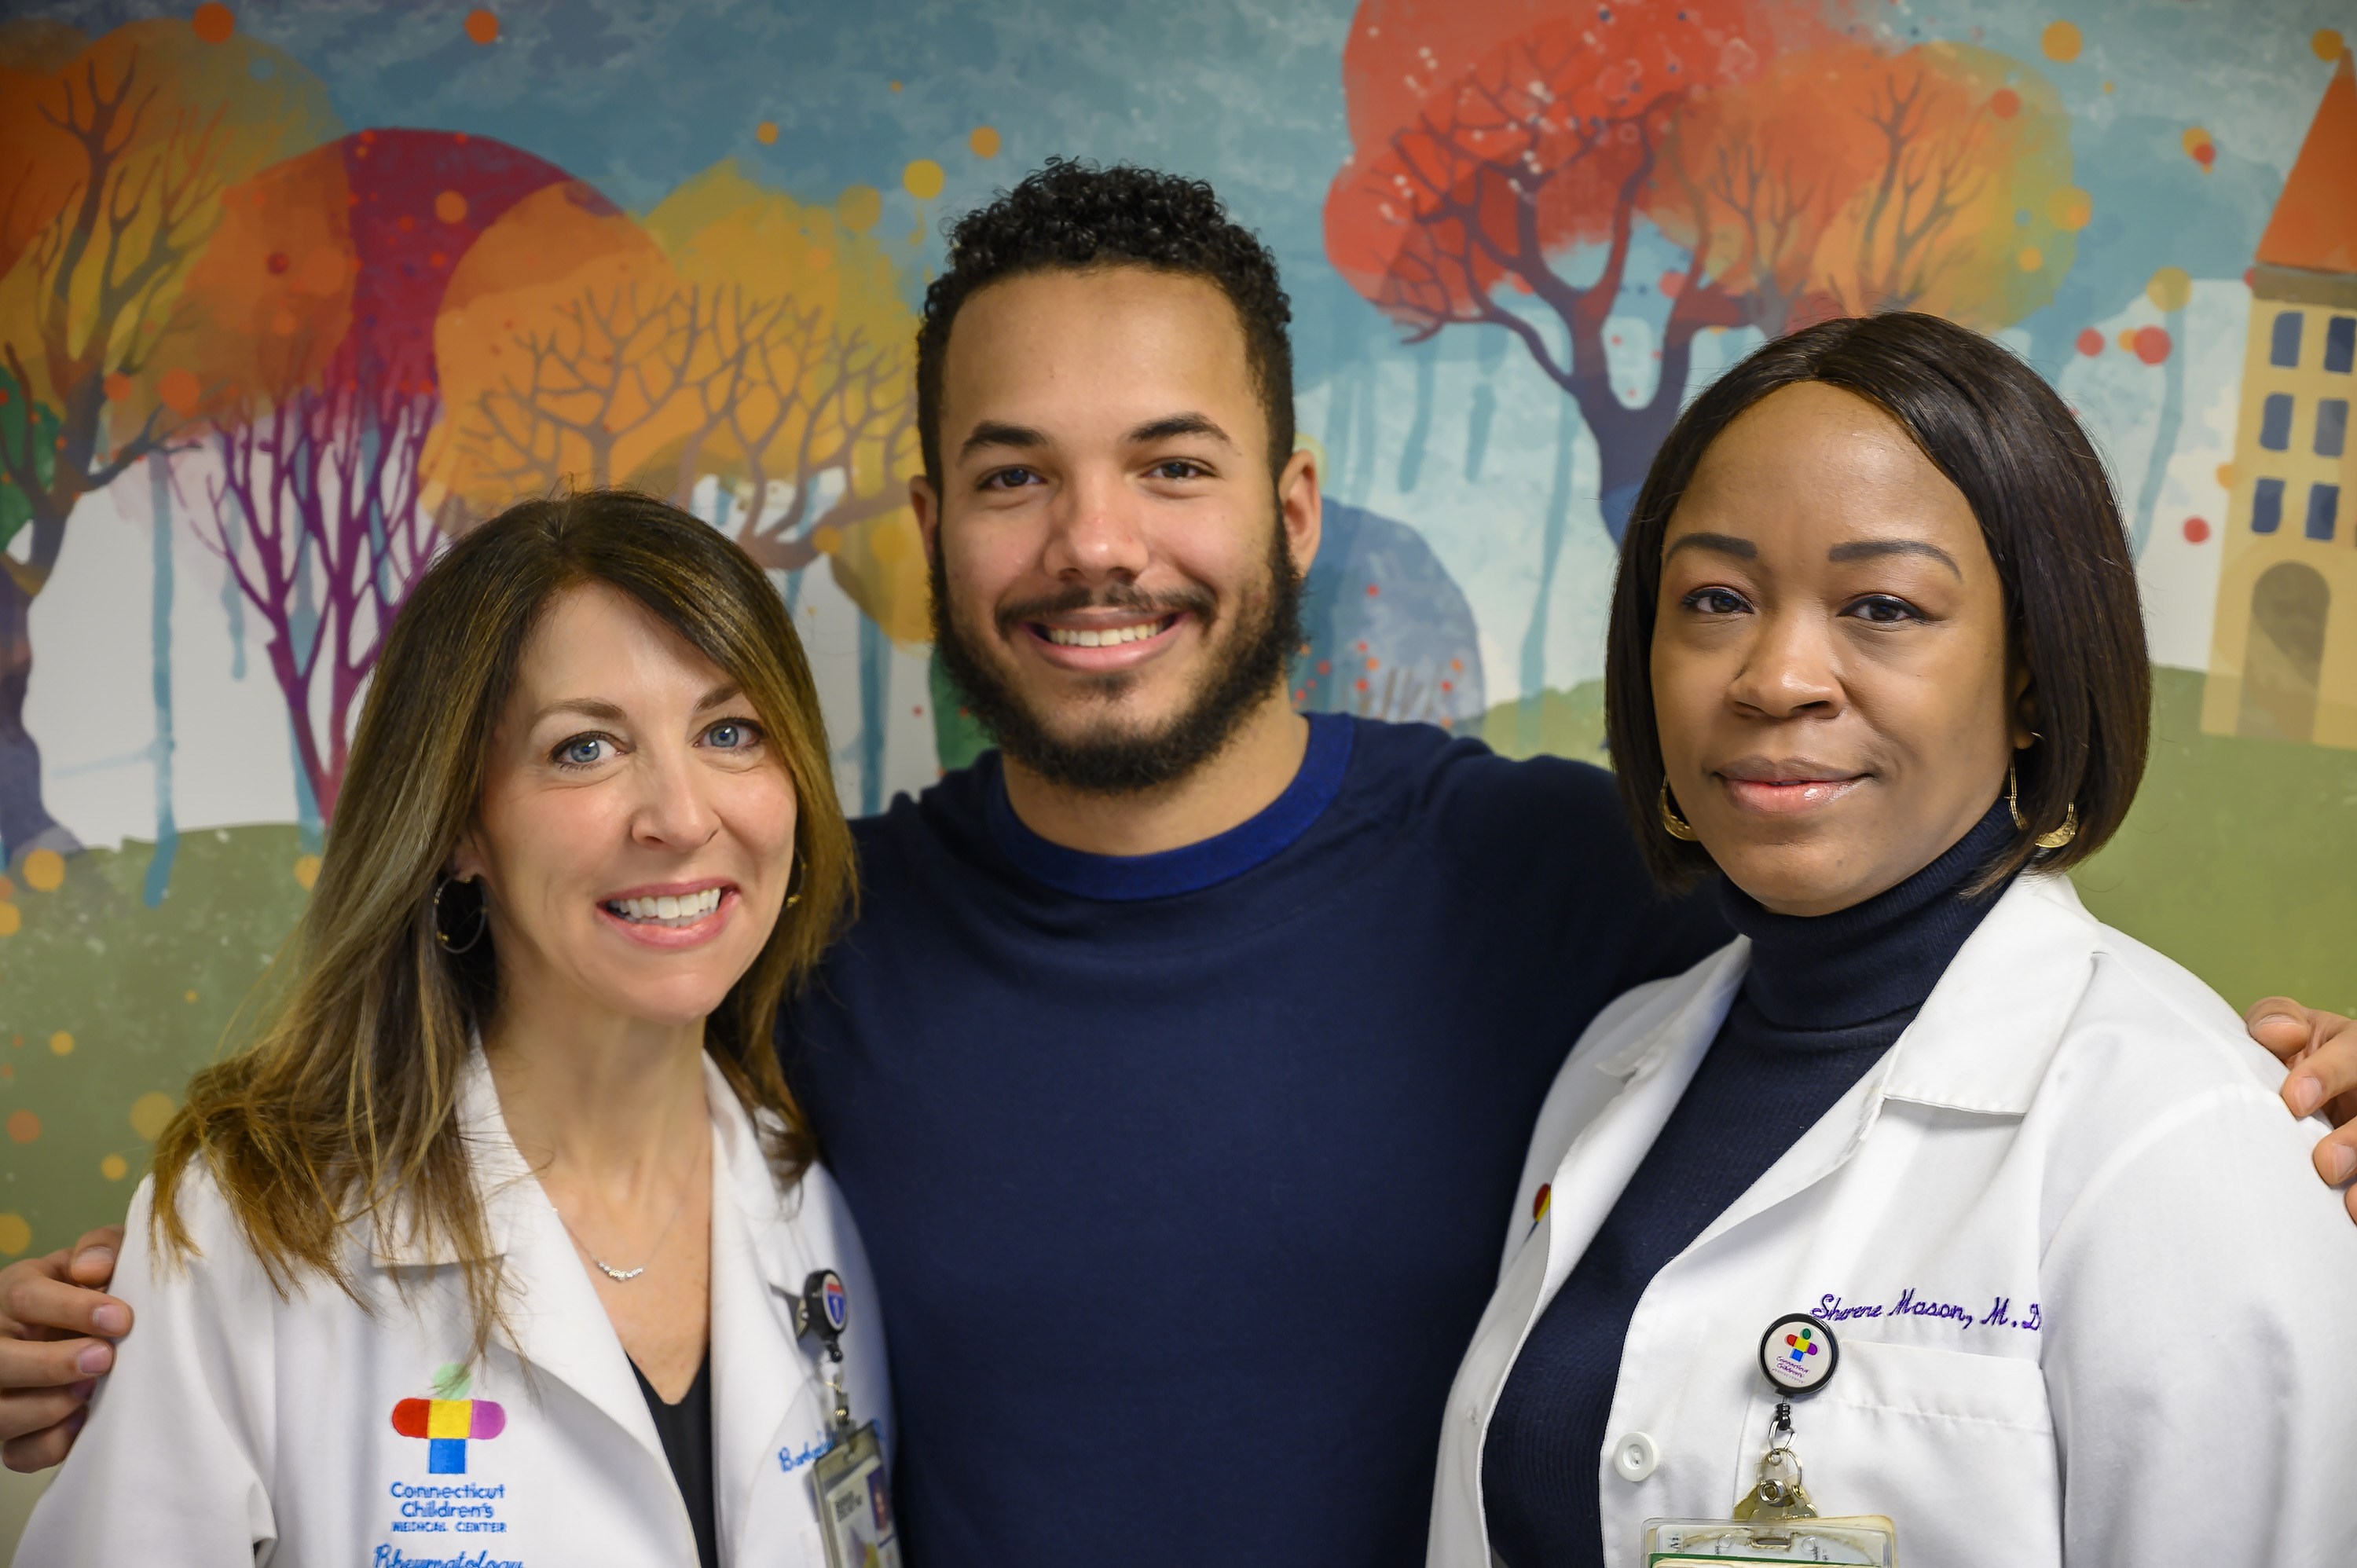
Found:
[982,713,1355,901]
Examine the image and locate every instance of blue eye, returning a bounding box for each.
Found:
[555,735,612,768]
[704,720,761,750]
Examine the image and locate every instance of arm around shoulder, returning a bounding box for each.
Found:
[14,1175,280,1565]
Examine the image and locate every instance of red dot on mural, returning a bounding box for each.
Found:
[1989,87,2020,119]
[2194,143,2215,167]
[192,3,233,43]
[2183,517,2211,544]
[465,9,500,44]
[1365,583,1380,596]
[159,368,201,415]
[1659,270,1684,297]
[2132,325,2172,365]
[2075,327,2104,357]
[434,190,469,225]
[103,373,134,401]
[5,1110,38,1143]
[266,251,289,274]
[1355,679,1370,693]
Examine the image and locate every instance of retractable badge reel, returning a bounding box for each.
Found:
[796,1269,902,1568]
[1640,1313,1897,1566]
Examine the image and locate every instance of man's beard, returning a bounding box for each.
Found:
[929,514,1304,797]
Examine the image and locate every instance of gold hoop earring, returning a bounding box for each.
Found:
[2008,764,2079,850]
[1659,779,1699,842]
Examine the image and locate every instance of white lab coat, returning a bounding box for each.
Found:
[1430,873,2357,1568]
[20,1051,889,1566]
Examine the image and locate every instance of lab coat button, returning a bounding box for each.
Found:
[1612,1431,1659,1482]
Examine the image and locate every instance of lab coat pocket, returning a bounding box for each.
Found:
[1807,1339,2059,1568]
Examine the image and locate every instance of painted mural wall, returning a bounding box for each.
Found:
[2,0,2354,1264]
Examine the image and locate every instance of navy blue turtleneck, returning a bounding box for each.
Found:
[1481,803,2020,1568]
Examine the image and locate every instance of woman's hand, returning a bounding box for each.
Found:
[2247,998,2357,1222]
[0,1227,128,1471]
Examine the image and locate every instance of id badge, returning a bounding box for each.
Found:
[1643,1516,1896,1565]
[1640,1313,1899,1566]
[811,1420,900,1568]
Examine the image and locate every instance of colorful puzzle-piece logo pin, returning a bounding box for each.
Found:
[392,1365,504,1474]
[1783,1328,1820,1365]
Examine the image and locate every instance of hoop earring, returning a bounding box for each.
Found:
[2007,764,2079,851]
[433,876,488,954]
[1659,779,1699,842]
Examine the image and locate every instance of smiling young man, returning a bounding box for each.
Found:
[8,163,2357,1566]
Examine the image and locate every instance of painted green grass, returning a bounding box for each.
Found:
[0,827,310,1259]
[1479,666,2357,1017]
[7,665,2351,1258]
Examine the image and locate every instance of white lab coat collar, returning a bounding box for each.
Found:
[366,1050,830,1555]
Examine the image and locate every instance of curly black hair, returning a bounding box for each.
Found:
[915,158,1295,486]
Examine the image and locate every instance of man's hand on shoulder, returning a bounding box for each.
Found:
[0,1225,128,1471]
[2247,998,2357,1223]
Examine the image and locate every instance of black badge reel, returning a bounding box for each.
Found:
[1640,1313,1897,1566]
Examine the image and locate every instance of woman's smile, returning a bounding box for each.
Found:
[1714,759,1868,817]
[596,879,742,950]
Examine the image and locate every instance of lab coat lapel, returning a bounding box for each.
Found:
[705,1058,830,1562]
[1537,944,1747,1302]
[458,1055,673,1468]
[1677,874,2099,1266]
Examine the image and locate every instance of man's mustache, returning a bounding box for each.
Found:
[994,583,1217,636]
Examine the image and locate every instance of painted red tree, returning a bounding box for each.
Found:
[1326,0,1809,538]
[173,130,571,817]
[1327,2,2074,544]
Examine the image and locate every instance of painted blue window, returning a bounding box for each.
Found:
[2272,311,2304,368]
[2253,477,2285,533]
[2308,484,2341,542]
[2328,316,2356,375]
[2319,399,2350,458]
[2259,393,2295,450]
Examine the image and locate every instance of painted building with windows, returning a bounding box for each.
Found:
[2203,51,2357,749]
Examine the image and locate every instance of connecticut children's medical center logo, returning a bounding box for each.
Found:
[391,1363,507,1475]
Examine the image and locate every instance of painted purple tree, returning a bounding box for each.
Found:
[168,129,570,819]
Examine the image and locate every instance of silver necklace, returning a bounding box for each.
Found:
[555,1144,703,1284]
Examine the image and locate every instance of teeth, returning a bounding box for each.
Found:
[607,887,723,926]
[1043,617,1171,648]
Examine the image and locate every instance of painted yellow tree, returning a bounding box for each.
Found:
[640,161,926,643]
[0,16,335,858]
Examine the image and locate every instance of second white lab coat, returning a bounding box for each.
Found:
[20,1051,889,1566]
[1429,873,2357,1567]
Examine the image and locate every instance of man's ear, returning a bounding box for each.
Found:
[1277,443,1321,579]
[912,474,940,557]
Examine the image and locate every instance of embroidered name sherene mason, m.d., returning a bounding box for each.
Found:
[1816,1290,2044,1332]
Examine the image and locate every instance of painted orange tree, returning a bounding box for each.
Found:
[1325,0,2076,541]
[0,18,334,859]
[430,159,928,642]
[162,129,572,819]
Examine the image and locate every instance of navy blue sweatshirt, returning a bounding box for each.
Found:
[1482,803,2017,1567]
[779,716,1728,1567]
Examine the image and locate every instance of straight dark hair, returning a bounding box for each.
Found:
[1604,312,2149,892]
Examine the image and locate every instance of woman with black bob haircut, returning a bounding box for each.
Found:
[1431,313,2357,1567]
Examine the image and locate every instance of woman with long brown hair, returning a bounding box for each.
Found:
[21,491,894,1567]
